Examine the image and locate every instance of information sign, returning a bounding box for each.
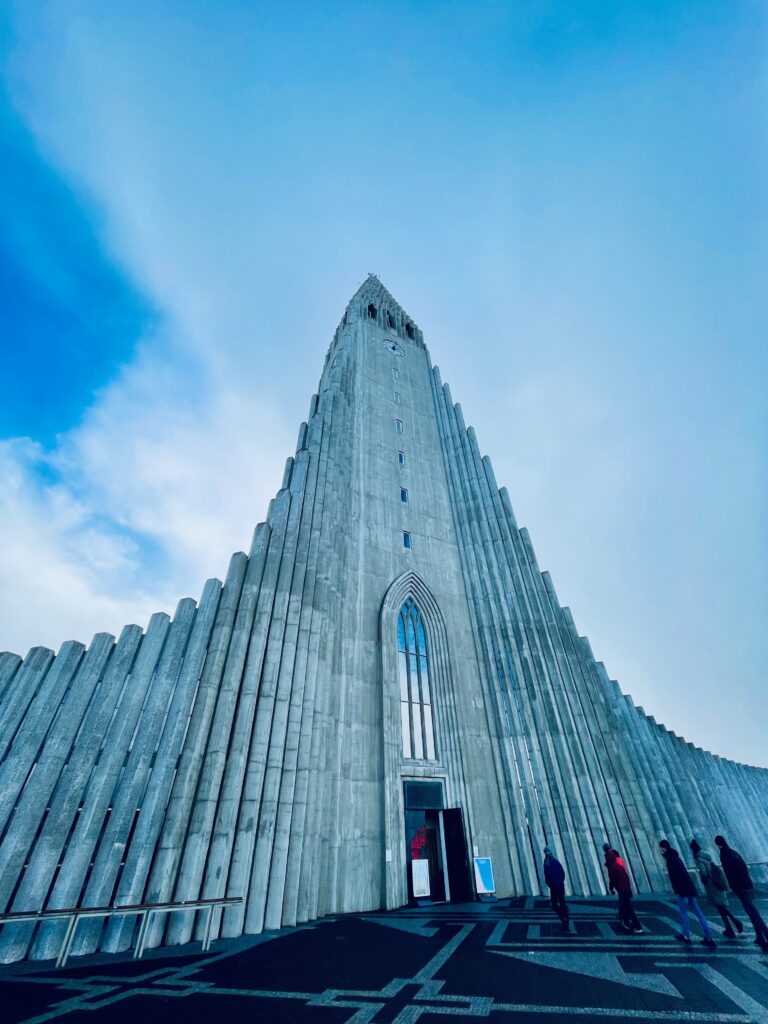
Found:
[473,856,495,894]
[412,858,431,898]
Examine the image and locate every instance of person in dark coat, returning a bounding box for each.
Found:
[603,843,642,934]
[543,846,571,933]
[659,840,716,948]
[690,839,743,938]
[715,835,768,949]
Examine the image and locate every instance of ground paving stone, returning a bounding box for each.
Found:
[1,897,767,1023]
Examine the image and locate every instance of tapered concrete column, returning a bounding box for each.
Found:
[74,601,197,954]
[0,632,117,961]
[0,651,22,703]
[105,577,223,952]
[0,647,55,763]
[143,554,247,948]
[35,614,170,958]
[0,641,84,837]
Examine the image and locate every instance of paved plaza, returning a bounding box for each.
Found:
[2,896,767,1023]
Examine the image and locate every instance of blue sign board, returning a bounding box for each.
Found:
[473,856,495,894]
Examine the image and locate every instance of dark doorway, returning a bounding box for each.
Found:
[443,807,472,902]
[405,809,445,903]
[403,783,472,904]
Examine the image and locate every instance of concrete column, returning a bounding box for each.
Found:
[33,614,170,960]
[73,600,197,954]
[199,490,291,938]
[431,377,538,892]
[558,612,649,891]
[282,401,336,926]
[540,575,635,890]
[0,652,22,703]
[167,527,270,947]
[264,422,329,930]
[143,554,247,947]
[0,641,84,837]
[0,632,117,962]
[104,578,223,952]
[0,647,55,763]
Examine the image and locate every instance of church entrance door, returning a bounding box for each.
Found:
[442,807,472,902]
[405,809,446,902]
[403,781,472,904]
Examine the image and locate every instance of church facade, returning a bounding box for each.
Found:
[0,276,766,963]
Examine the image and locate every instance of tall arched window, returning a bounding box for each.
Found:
[397,599,436,760]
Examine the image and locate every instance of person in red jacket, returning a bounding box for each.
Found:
[603,843,643,934]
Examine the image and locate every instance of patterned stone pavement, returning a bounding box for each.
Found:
[1,896,767,1023]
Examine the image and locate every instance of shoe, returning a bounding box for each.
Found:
[735,920,744,934]
[618,922,631,933]
[702,937,717,949]
[675,933,692,945]
[722,928,736,938]
[632,927,643,935]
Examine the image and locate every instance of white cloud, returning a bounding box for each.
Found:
[60,340,290,572]
[0,436,150,654]
[0,335,292,657]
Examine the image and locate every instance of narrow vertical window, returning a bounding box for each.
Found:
[393,392,400,404]
[398,451,405,465]
[400,487,408,503]
[395,419,403,433]
[392,367,400,381]
[397,599,436,760]
[402,531,412,549]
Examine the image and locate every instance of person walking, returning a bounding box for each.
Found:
[690,839,743,939]
[603,843,642,934]
[543,846,571,933]
[659,840,716,948]
[714,835,768,950]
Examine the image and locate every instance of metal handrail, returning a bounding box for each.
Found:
[0,896,243,968]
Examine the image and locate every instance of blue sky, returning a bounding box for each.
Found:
[0,1,766,765]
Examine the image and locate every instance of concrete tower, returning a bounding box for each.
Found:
[0,276,766,963]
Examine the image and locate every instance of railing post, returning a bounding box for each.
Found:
[134,910,152,960]
[202,905,215,952]
[56,913,79,969]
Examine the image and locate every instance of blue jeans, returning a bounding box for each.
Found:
[678,895,712,939]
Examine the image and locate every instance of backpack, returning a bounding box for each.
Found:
[709,862,728,892]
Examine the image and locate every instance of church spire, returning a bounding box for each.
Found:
[346,274,424,347]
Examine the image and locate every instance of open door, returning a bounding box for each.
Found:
[442,807,472,902]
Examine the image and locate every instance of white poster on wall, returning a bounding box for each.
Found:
[412,859,431,898]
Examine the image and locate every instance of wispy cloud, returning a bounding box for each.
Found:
[0,333,291,655]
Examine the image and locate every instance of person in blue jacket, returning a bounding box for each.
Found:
[543,846,571,933]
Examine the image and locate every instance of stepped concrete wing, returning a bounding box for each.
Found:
[1,275,765,962]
